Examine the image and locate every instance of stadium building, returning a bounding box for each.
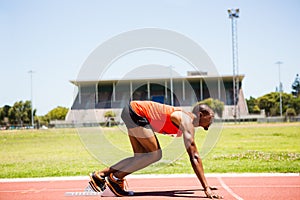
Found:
[65,66,249,124]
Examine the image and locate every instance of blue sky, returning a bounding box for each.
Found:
[0,0,299,115]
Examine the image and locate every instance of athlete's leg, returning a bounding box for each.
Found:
[94,127,161,178]
[96,126,162,196]
[112,127,162,179]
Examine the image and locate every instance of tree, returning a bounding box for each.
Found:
[257,92,295,116]
[290,96,300,115]
[104,110,116,119]
[257,95,275,116]
[0,105,11,125]
[36,115,50,127]
[286,108,296,122]
[286,108,296,117]
[198,98,224,118]
[8,101,35,126]
[252,105,261,114]
[104,110,116,127]
[246,96,260,114]
[46,106,69,121]
[291,74,300,97]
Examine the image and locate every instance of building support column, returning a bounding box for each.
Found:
[218,78,221,100]
[112,82,116,102]
[130,81,133,100]
[182,80,185,101]
[164,80,168,100]
[200,79,203,101]
[147,81,150,100]
[95,83,98,104]
[78,84,81,104]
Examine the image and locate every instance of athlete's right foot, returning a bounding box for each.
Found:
[105,173,131,196]
[89,172,106,192]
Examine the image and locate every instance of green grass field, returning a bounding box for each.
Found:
[0,123,299,178]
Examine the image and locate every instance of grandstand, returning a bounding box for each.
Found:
[65,66,249,124]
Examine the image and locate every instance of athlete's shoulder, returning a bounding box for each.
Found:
[170,110,182,126]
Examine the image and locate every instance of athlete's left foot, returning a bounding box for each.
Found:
[89,172,106,192]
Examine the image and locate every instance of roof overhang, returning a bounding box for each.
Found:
[70,74,245,86]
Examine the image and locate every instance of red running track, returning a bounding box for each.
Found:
[0,174,299,200]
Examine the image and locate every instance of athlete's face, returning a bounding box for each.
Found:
[198,113,214,130]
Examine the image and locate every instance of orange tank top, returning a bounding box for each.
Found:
[130,101,183,137]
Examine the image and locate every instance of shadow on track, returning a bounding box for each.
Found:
[134,189,208,198]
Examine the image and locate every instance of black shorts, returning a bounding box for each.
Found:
[121,103,151,129]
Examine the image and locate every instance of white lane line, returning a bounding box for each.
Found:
[0,173,298,182]
[231,185,300,188]
[217,177,244,200]
[0,188,82,193]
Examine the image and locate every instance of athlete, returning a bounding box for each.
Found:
[89,100,222,199]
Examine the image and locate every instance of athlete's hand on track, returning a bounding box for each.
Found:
[204,186,223,199]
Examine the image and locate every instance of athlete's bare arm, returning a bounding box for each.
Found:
[171,111,222,199]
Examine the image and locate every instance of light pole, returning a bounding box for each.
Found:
[228,8,240,122]
[275,61,283,117]
[28,70,34,128]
